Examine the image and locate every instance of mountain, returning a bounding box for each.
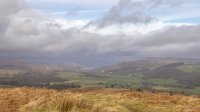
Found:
[0,60,28,69]
[94,58,200,87]
[94,58,200,74]
[94,58,180,74]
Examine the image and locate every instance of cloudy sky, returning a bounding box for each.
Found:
[0,0,200,66]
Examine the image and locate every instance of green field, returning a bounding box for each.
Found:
[56,72,142,88]
[148,78,177,86]
[0,70,199,95]
[177,65,200,73]
[55,71,200,95]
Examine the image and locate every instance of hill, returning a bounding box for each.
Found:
[94,58,200,74]
[94,59,169,74]
[0,87,199,112]
[94,59,200,86]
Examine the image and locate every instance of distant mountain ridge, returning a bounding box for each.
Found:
[0,60,28,69]
[94,58,200,74]
[93,58,200,88]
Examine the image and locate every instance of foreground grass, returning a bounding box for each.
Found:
[0,88,199,112]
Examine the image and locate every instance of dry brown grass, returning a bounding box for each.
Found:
[0,87,199,112]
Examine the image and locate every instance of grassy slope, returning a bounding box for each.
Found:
[0,88,199,112]
[148,78,177,86]
[56,72,142,88]
[55,72,200,95]
[177,65,200,73]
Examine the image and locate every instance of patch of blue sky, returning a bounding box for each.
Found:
[165,17,200,24]
[25,0,110,20]
[50,9,108,20]
[25,0,113,12]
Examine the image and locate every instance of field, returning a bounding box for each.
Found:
[55,72,142,88]
[177,65,200,73]
[0,69,200,95]
[55,72,200,95]
[0,87,200,112]
[147,78,177,86]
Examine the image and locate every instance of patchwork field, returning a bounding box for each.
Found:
[0,87,199,112]
[55,72,200,95]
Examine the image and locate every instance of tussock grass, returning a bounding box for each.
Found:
[0,88,199,112]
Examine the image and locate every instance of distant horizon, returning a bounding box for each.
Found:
[1,56,200,68]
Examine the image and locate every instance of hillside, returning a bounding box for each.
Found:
[0,88,199,112]
[94,59,169,74]
[93,58,200,90]
[94,58,200,74]
[0,60,80,76]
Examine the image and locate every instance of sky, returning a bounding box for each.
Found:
[0,0,200,66]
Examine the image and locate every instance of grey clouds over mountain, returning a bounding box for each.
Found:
[0,0,200,66]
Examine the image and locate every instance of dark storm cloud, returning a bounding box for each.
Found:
[85,0,182,28]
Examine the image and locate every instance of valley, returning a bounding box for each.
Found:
[0,58,200,95]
